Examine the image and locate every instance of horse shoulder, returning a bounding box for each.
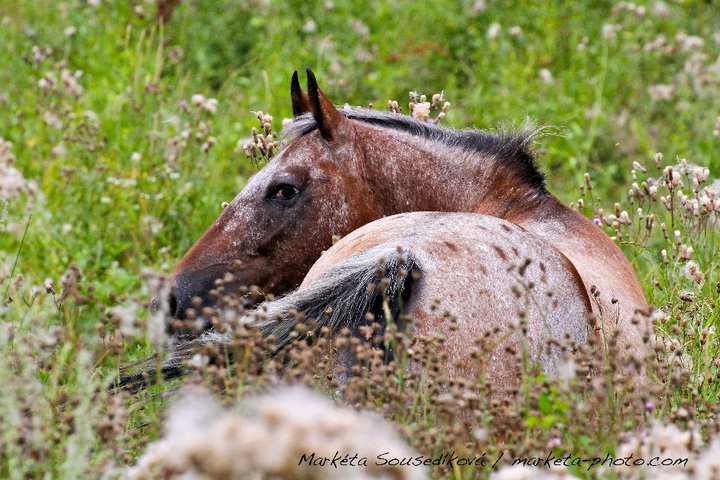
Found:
[515,199,651,357]
[402,215,595,378]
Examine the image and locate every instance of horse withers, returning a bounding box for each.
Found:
[150,69,650,390]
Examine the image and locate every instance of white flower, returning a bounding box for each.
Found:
[202,98,218,114]
[652,1,670,17]
[60,69,83,96]
[0,139,39,199]
[141,215,163,235]
[302,18,317,33]
[602,23,621,40]
[411,102,431,121]
[611,421,697,478]
[491,465,578,479]
[557,357,576,389]
[108,304,139,337]
[473,427,488,442]
[648,84,675,100]
[618,210,632,225]
[487,23,501,39]
[84,110,98,123]
[697,438,720,479]
[471,0,487,14]
[676,32,705,52]
[141,268,172,349]
[683,261,704,284]
[128,386,425,480]
[43,111,62,129]
[186,353,210,369]
[539,68,553,84]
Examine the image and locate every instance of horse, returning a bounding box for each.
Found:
[255,211,597,386]
[132,69,650,392]
[120,211,596,393]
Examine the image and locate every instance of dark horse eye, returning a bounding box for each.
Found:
[267,184,299,201]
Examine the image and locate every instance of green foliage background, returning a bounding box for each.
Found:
[1,0,719,289]
[0,0,719,477]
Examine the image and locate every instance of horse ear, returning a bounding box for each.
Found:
[306,68,347,141]
[290,71,311,117]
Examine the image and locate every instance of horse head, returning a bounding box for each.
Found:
[169,70,379,319]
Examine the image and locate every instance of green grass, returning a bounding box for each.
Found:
[1,0,719,478]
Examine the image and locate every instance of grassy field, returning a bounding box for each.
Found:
[1,0,719,478]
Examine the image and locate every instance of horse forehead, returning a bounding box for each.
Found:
[240,140,329,191]
[276,133,328,165]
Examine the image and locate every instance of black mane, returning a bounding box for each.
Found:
[283,108,548,192]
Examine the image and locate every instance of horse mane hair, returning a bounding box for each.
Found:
[282,109,548,192]
[113,245,419,393]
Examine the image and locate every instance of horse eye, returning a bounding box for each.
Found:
[268,184,299,201]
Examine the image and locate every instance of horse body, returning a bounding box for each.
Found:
[514,199,650,345]
[321,112,650,354]
[290,211,595,386]
[167,69,651,384]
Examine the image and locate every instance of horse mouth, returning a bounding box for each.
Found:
[158,288,268,343]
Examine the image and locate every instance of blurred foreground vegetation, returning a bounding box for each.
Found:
[1,0,719,478]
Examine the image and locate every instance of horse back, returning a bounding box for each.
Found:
[303,212,597,387]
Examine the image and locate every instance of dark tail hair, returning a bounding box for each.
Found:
[255,245,418,349]
[112,245,419,393]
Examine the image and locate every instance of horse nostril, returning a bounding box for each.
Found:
[168,292,179,318]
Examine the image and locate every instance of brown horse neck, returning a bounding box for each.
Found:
[355,124,647,316]
[356,125,546,219]
[353,123,616,265]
